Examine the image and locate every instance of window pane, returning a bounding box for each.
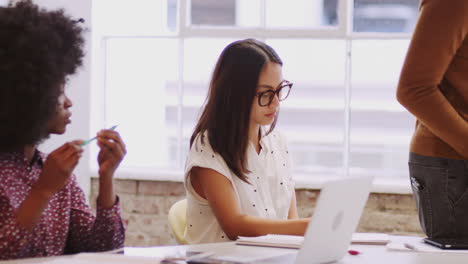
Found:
[353,0,419,33]
[190,0,261,27]
[104,38,178,169]
[350,39,415,178]
[182,38,236,157]
[93,0,177,35]
[266,0,338,28]
[267,39,346,177]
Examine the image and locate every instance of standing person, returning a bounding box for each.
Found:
[0,0,127,259]
[184,39,309,244]
[397,0,468,240]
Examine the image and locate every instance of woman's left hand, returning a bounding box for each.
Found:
[96,129,126,179]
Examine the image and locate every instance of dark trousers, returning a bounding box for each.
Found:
[409,152,468,239]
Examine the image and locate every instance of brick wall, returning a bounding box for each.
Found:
[90,179,424,247]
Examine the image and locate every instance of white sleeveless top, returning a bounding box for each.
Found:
[183,130,295,244]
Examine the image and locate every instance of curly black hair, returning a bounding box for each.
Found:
[0,0,84,151]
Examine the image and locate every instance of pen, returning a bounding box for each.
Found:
[404,243,417,251]
[80,125,118,147]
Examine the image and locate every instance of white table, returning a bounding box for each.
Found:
[1,236,468,264]
[125,235,468,264]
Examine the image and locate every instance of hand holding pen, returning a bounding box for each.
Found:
[35,140,84,197]
[81,125,126,208]
[89,125,126,178]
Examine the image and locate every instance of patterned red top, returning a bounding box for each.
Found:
[0,151,125,260]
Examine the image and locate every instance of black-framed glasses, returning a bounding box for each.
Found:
[255,80,293,107]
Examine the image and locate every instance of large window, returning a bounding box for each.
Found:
[92,0,419,189]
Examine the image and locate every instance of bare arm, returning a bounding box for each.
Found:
[191,167,309,240]
[288,190,299,219]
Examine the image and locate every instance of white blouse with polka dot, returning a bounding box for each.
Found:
[184,129,295,244]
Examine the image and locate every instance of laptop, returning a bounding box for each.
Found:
[236,176,373,264]
[294,176,373,264]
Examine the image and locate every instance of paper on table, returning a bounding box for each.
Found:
[0,256,68,264]
[124,246,184,258]
[351,233,390,245]
[207,254,286,264]
[387,237,468,254]
[236,232,390,249]
[42,253,163,264]
[236,234,303,249]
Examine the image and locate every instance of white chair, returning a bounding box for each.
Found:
[168,199,187,244]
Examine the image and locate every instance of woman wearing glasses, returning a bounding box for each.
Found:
[183,39,309,244]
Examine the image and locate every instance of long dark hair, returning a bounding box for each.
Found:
[190,39,283,183]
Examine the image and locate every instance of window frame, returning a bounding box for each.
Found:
[91,0,416,194]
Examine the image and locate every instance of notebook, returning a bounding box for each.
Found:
[236,232,390,249]
[236,176,374,264]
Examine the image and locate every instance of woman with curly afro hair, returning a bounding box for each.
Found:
[0,1,127,259]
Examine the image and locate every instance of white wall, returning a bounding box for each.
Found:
[34,0,92,200]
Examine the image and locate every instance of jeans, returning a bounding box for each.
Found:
[409,153,468,239]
